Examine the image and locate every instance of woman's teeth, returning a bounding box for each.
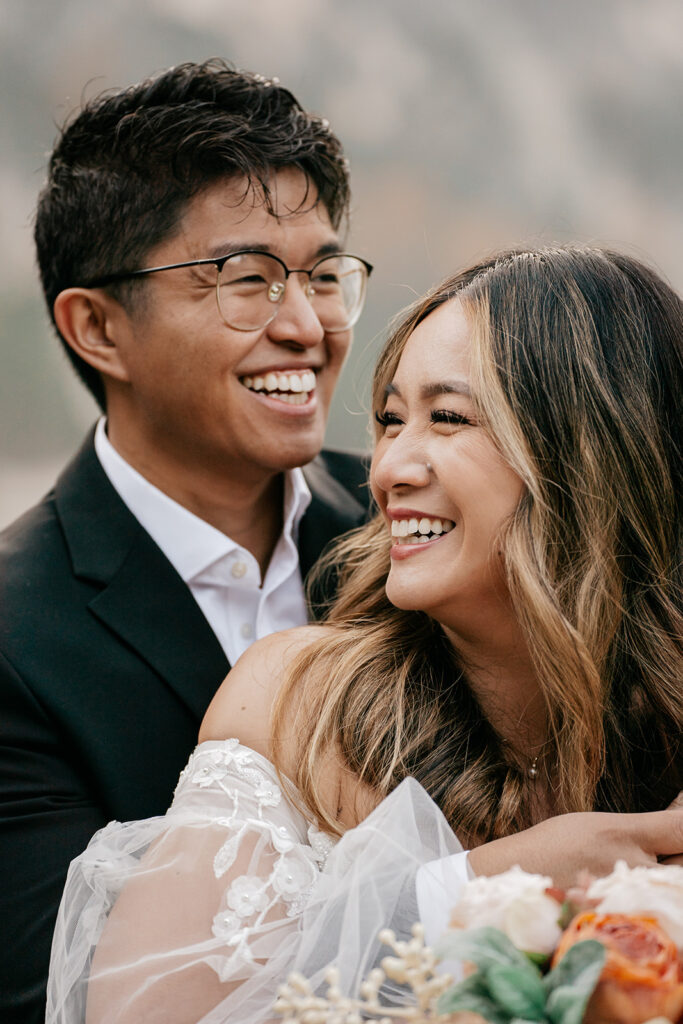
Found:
[391,517,455,544]
[241,370,316,404]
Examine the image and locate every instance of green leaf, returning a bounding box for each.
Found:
[436,926,541,976]
[544,940,606,1024]
[557,901,575,929]
[525,950,550,968]
[437,971,508,1021]
[486,964,547,1021]
[436,986,513,1024]
[440,972,492,1000]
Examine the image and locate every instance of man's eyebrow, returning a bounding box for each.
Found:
[314,241,343,259]
[384,380,471,399]
[205,240,342,261]
[206,242,269,260]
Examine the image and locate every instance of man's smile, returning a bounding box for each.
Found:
[239,368,317,406]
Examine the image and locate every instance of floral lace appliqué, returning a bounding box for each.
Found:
[176,740,336,968]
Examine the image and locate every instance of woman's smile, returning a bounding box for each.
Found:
[386,509,455,557]
[371,297,525,626]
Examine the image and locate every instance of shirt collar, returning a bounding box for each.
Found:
[94,417,311,583]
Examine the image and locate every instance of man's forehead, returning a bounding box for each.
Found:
[169,170,337,253]
[199,170,328,221]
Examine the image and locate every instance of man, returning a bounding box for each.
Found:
[0,60,371,1021]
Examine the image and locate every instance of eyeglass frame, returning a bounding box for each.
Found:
[82,249,374,333]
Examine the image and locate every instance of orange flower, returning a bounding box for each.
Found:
[552,912,683,1024]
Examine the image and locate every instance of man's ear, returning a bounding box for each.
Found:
[53,288,133,383]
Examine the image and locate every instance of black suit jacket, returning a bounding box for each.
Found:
[0,431,369,1022]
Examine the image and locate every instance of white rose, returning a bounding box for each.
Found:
[450,864,563,955]
[587,860,683,946]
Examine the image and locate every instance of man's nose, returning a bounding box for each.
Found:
[266,274,325,348]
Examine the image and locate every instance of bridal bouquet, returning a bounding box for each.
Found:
[275,861,683,1024]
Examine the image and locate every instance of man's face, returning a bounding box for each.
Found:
[105,169,353,485]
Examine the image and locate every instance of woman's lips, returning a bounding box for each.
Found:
[390,531,452,559]
[387,514,455,559]
[390,515,454,540]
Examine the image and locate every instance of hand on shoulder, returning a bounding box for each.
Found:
[199,624,336,761]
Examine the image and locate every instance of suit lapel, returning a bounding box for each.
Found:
[56,432,229,719]
[87,531,229,718]
[299,455,367,579]
[54,435,366,713]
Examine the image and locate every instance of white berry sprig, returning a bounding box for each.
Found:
[273,923,456,1023]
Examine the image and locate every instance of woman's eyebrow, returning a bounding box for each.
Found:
[421,380,471,398]
[384,380,471,399]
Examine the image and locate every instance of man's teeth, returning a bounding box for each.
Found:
[391,517,455,544]
[241,370,316,403]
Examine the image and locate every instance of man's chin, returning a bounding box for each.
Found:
[273,444,324,470]
[256,434,327,472]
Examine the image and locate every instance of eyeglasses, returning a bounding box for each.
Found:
[84,250,373,333]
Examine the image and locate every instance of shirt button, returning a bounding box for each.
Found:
[240,623,253,639]
[231,561,247,579]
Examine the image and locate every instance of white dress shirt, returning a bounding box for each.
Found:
[416,853,474,946]
[95,420,470,938]
[94,418,311,666]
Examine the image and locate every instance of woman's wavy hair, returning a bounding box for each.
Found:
[273,245,682,845]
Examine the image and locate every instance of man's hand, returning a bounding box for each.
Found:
[467,804,683,887]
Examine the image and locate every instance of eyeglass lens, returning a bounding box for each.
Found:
[216,253,367,332]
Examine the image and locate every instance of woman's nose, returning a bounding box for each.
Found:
[371,435,432,494]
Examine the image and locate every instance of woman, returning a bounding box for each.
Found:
[47,245,682,1023]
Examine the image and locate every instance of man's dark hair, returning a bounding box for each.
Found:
[34,59,351,408]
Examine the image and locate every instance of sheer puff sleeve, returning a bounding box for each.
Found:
[46,740,463,1023]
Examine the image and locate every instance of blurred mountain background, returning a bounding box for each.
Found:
[2,0,682,527]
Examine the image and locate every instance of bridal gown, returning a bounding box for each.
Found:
[46,739,464,1023]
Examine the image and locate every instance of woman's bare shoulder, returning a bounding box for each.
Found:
[200,624,378,828]
[198,625,338,759]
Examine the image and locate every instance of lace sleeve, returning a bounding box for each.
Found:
[46,740,333,1024]
[46,741,463,1024]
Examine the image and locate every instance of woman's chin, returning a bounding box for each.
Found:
[385,580,432,614]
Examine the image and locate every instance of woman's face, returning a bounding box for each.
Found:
[371,297,525,637]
